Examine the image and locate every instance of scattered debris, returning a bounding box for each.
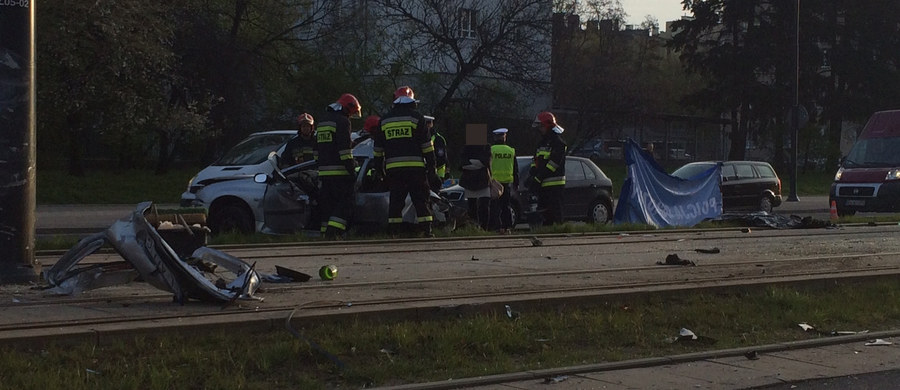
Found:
[544,375,569,384]
[798,323,869,336]
[694,247,720,254]
[657,254,696,266]
[505,304,520,320]
[530,236,543,247]
[744,351,759,360]
[274,265,311,283]
[865,339,893,346]
[470,255,480,261]
[319,265,338,281]
[678,328,697,341]
[674,328,717,345]
[741,228,751,233]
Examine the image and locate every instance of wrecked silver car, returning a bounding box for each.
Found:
[183,137,459,235]
[45,202,261,303]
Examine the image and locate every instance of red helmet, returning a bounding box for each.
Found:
[336,93,362,118]
[296,112,314,126]
[363,115,380,132]
[393,86,416,104]
[533,111,557,129]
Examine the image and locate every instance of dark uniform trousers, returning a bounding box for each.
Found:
[387,167,432,234]
[538,185,564,225]
[489,183,514,230]
[319,175,355,234]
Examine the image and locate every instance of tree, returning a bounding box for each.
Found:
[551,0,704,150]
[373,0,553,119]
[37,1,203,174]
[802,0,900,166]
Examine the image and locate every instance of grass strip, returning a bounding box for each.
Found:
[3,278,900,389]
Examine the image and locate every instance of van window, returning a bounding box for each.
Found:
[734,164,755,179]
[846,137,900,167]
[756,164,776,178]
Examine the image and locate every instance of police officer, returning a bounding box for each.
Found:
[489,128,518,234]
[374,86,438,237]
[316,93,361,239]
[425,115,449,184]
[283,112,317,167]
[527,111,567,225]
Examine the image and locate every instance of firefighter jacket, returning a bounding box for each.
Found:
[284,133,318,165]
[531,131,567,187]
[316,107,355,177]
[432,131,449,177]
[491,142,518,185]
[373,103,435,174]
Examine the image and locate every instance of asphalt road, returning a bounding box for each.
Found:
[34,197,832,234]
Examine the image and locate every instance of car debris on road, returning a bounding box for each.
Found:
[42,202,307,304]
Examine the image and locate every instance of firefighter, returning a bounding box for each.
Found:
[527,111,567,225]
[424,115,449,185]
[316,93,361,239]
[374,86,438,237]
[489,128,518,234]
[352,114,380,148]
[283,112,317,167]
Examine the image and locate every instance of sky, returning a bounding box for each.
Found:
[619,0,690,30]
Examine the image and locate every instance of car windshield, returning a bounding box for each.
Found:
[844,137,900,168]
[214,133,294,166]
[672,163,716,179]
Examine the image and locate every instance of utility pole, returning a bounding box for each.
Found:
[788,0,801,202]
[0,2,41,283]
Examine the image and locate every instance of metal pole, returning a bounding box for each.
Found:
[788,0,801,201]
[0,2,41,283]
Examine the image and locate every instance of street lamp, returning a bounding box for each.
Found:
[788,0,800,202]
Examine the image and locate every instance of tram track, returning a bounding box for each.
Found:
[34,224,900,262]
[5,244,900,339]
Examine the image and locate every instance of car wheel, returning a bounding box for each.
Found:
[209,201,255,235]
[588,198,612,224]
[758,196,773,213]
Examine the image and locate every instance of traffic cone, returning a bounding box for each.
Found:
[830,200,839,221]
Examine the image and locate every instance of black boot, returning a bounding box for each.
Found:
[420,222,434,238]
[324,226,344,240]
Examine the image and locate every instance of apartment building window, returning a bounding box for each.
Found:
[459,8,477,38]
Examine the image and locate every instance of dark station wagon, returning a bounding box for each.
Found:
[441,155,616,225]
[672,161,783,213]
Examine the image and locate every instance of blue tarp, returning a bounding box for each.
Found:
[613,139,722,227]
